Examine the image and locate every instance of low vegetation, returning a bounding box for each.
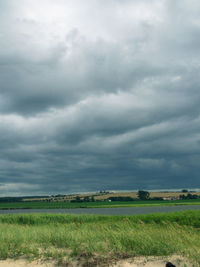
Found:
[1,190,200,204]
[0,211,200,265]
[1,198,200,210]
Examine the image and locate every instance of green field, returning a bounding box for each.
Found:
[0,210,200,266]
[1,198,200,209]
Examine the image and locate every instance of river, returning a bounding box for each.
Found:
[0,205,200,215]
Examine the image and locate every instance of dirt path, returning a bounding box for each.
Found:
[0,260,54,267]
[0,256,193,267]
[112,256,193,267]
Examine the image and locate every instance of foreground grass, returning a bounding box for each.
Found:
[0,211,200,266]
[1,198,200,209]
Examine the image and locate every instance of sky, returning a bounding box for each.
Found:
[0,0,200,196]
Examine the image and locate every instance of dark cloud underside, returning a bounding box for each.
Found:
[0,0,200,195]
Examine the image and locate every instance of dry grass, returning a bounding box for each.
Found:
[94,191,200,200]
[22,191,200,202]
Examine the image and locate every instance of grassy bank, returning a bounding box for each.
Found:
[0,211,200,266]
[1,198,200,209]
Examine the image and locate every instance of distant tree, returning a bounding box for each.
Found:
[179,194,186,200]
[182,189,188,193]
[83,196,90,202]
[187,193,198,199]
[180,193,199,200]
[107,196,135,202]
[137,190,150,200]
[75,196,81,201]
[150,197,163,201]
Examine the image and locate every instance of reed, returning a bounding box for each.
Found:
[0,210,200,265]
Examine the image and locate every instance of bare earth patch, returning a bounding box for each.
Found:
[0,256,194,267]
[0,259,55,267]
[112,255,193,267]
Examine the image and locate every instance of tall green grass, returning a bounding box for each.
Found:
[1,210,200,227]
[0,211,200,265]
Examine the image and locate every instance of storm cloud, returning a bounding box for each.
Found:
[0,0,200,195]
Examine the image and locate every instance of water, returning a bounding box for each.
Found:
[0,205,200,215]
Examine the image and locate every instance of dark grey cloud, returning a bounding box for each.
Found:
[0,0,200,195]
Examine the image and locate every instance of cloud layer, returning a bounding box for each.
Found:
[0,0,200,195]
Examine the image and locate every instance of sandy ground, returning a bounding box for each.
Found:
[0,260,54,267]
[0,256,194,267]
[112,255,193,267]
